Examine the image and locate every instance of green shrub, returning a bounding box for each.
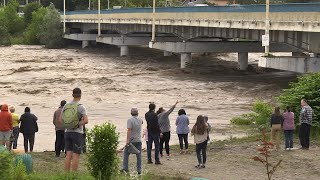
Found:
[0,146,13,180]
[87,123,119,180]
[277,73,320,125]
[231,100,273,129]
[231,114,255,125]
[13,159,27,180]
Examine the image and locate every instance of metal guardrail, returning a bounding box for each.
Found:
[65,3,320,15]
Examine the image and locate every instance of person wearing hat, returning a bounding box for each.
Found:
[121,107,143,174]
[59,88,88,172]
[53,100,67,157]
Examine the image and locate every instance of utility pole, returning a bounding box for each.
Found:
[98,0,101,36]
[3,0,5,7]
[63,0,66,33]
[151,0,156,42]
[108,0,109,9]
[89,0,91,10]
[264,0,270,55]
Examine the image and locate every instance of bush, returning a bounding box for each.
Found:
[87,123,119,180]
[0,146,13,179]
[277,73,320,125]
[231,100,273,129]
[3,1,25,35]
[231,114,255,125]
[13,159,27,180]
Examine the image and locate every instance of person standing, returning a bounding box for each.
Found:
[59,88,88,172]
[283,106,295,150]
[53,100,67,157]
[299,99,313,150]
[191,115,208,169]
[270,107,284,150]
[19,107,38,153]
[157,101,178,158]
[145,103,161,165]
[0,104,13,150]
[176,109,189,154]
[10,106,20,149]
[121,108,143,174]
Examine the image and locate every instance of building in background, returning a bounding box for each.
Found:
[207,0,229,5]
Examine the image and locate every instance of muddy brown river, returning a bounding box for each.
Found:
[0,45,297,151]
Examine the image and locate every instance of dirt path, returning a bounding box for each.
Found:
[125,139,320,180]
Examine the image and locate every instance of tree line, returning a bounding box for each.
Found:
[0,2,63,48]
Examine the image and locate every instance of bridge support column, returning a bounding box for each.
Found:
[120,46,129,56]
[238,52,248,70]
[81,31,91,48]
[181,53,192,69]
[164,51,172,57]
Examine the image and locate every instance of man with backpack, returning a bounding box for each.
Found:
[59,88,88,172]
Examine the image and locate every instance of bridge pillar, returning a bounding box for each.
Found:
[82,31,90,48]
[120,46,129,56]
[238,52,248,70]
[164,51,172,57]
[181,53,192,69]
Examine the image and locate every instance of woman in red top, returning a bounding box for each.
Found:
[0,104,13,150]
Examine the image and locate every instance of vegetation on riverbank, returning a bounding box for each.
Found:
[0,2,63,48]
[231,73,320,136]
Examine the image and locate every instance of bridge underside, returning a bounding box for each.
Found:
[65,22,320,72]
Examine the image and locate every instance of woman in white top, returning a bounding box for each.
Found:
[191,115,208,169]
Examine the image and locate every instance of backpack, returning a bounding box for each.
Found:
[62,103,80,129]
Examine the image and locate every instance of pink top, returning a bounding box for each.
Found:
[142,128,148,141]
[282,112,295,130]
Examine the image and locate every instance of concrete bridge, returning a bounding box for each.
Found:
[63,3,320,73]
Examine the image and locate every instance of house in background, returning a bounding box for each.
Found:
[181,0,231,6]
[181,0,207,6]
[207,0,229,6]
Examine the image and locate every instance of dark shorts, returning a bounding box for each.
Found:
[65,132,83,154]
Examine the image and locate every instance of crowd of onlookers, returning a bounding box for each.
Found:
[270,99,313,151]
[0,104,38,153]
[0,88,314,174]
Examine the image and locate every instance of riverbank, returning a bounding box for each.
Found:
[29,135,320,180]
[0,45,298,151]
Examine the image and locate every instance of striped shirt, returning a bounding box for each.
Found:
[300,105,313,125]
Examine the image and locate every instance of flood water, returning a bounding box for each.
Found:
[0,45,297,151]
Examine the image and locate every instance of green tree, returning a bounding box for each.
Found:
[23,2,41,25]
[24,7,47,44]
[38,3,64,48]
[3,1,24,35]
[0,8,11,46]
[277,73,320,125]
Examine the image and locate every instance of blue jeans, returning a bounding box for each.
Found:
[196,140,207,165]
[147,131,160,162]
[12,127,20,149]
[122,142,142,173]
[284,130,294,148]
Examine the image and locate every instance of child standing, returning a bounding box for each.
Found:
[203,115,211,143]
[142,126,148,150]
[191,115,208,169]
